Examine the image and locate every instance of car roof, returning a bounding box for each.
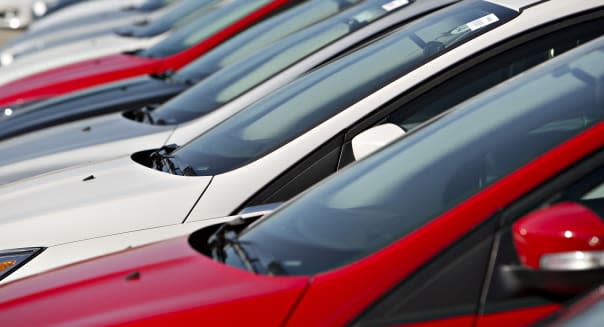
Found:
[487,0,547,11]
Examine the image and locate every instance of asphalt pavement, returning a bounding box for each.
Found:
[0,29,21,47]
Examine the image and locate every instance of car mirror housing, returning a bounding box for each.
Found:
[513,202,604,271]
[352,123,406,161]
[501,202,604,295]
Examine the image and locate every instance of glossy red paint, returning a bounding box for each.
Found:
[0,0,293,108]
[284,122,604,326]
[0,237,309,326]
[512,202,604,269]
[474,305,560,327]
[2,126,604,326]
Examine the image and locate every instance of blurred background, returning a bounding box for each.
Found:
[0,30,19,47]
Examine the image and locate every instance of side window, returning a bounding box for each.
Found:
[390,16,604,131]
[482,154,604,317]
[339,15,604,169]
[352,218,497,326]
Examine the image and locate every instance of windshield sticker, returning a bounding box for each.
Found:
[382,0,410,11]
[467,13,499,31]
[450,13,499,35]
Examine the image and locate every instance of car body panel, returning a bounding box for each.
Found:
[3,215,237,284]
[0,53,160,106]
[0,155,211,249]
[0,76,186,139]
[28,0,149,31]
[1,2,170,61]
[0,33,168,86]
[0,0,295,107]
[0,237,309,326]
[0,112,174,184]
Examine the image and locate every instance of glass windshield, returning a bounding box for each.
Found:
[174,0,365,83]
[140,0,272,58]
[155,0,414,123]
[171,1,516,175]
[127,0,219,38]
[231,38,604,276]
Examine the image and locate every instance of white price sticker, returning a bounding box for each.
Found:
[382,0,410,12]
[466,13,499,31]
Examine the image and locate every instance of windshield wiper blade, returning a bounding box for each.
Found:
[209,218,255,267]
[208,218,287,275]
[150,144,185,175]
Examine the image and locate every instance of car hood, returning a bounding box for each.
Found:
[0,156,211,249]
[0,237,309,326]
[0,76,186,141]
[0,112,174,185]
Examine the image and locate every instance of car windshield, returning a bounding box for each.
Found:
[230,38,604,276]
[171,0,516,175]
[155,0,415,123]
[140,0,272,58]
[126,0,219,38]
[173,0,366,83]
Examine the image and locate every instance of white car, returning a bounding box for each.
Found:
[0,0,431,184]
[0,0,602,284]
[0,0,175,65]
[0,0,85,29]
[28,0,154,31]
[0,1,217,86]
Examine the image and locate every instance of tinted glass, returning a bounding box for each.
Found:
[138,0,177,11]
[140,0,271,58]
[233,38,604,276]
[174,0,364,83]
[172,0,516,175]
[128,0,218,38]
[155,0,415,123]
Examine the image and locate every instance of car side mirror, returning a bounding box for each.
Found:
[502,202,604,294]
[352,123,406,161]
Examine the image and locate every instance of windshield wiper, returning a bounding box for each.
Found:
[131,105,167,125]
[150,144,196,176]
[208,218,287,275]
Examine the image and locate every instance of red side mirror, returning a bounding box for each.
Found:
[513,202,604,271]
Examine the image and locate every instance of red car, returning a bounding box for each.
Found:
[1,36,603,326]
[0,0,299,108]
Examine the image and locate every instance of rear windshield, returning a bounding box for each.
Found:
[235,38,604,276]
[174,0,365,83]
[154,0,416,123]
[140,0,272,58]
[172,0,516,175]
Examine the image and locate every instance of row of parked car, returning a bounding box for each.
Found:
[0,0,602,325]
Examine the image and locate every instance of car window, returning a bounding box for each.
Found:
[390,18,604,132]
[140,0,272,58]
[127,0,219,38]
[174,0,364,82]
[154,0,415,123]
[231,39,604,276]
[171,0,516,174]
